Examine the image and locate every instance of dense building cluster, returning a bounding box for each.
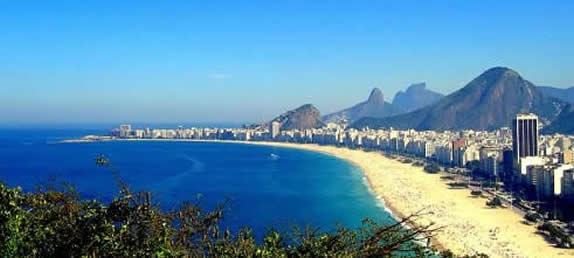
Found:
[110,114,574,205]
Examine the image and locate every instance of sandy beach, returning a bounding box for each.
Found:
[66,139,574,257]
[233,141,574,258]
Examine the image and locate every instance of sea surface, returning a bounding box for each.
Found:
[0,128,394,237]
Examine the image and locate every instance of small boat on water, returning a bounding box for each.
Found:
[270,153,280,160]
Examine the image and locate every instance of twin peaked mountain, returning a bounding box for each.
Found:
[266,67,571,133]
[322,88,403,124]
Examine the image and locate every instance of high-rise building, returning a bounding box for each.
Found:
[559,150,574,164]
[561,169,574,202]
[502,149,514,183]
[512,114,539,162]
[119,124,132,138]
[270,121,281,139]
[451,138,466,167]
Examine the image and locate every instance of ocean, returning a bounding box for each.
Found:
[0,128,394,237]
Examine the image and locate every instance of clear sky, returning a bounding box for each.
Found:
[1,1,573,125]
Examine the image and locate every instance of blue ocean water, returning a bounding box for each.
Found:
[0,129,394,237]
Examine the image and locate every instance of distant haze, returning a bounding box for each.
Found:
[1,1,573,124]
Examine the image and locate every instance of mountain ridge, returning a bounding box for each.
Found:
[392,83,444,112]
[537,86,574,104]
[542,104,574,135]
[265,104,325,131]
[323,88,404,124]
[351,67,566,130]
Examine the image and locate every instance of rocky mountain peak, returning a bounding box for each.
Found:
[367,88,384,104]
[406,82,427,92]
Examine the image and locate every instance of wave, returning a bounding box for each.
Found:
[359,175,399,221]
[154,154,206,190]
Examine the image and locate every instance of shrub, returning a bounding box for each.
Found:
[424,163,441,174]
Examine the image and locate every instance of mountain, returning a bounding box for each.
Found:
[323,88,404,124]
[537,86,574,104]
[267,104,325,130]
[542,104,574,134]
[392,83,444,112]
[352,67,567,130]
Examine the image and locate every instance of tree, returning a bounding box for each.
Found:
[486,197,503,208]
[424,163,441,174]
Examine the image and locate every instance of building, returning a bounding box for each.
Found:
[561,169,574,202]
[536,166,554,200]
[512,114,539,162]
[502,149,514,183]
[270,121,281,139]
[452,138,466,167]
[119,124,132,138]
[518,156,547,184]
[479,146,501,177]
[553,164,574,196]
[559,150,574,164]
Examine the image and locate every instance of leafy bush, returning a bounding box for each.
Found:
[524,212,542,223]
[486,197,503,207]
[424,163,441,174]
[537,222,574,248]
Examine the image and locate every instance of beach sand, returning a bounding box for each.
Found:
[239,141,574,258]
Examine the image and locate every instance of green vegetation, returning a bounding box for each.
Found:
[447,182,468,189]
[486,197,503,208]
[401,158,413,164]
[424,163,440,174]
[470,190,482,197]
[524,212,543,224]
[537,222,574,248]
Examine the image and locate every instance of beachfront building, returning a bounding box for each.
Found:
[559,150,574,164]
[518,156,547,184]
[270,121,281,140]
[561,169,574,202]
[479,146,502,177]
[119,124,132,138]
[512,114,539,162]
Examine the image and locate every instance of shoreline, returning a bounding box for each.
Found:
[61,138,573,257]
[61,138,432,246]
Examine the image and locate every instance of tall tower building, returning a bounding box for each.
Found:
[270,121,281,139]
[512,114,539,162]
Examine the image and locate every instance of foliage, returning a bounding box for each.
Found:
[447,182,468,189]
[537,222,574,248]
[486,197,503,208]
[401,159,413,164]
[524,212,542,223]
[424,163,441,174]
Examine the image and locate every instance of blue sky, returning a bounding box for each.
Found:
[1,1,573,124]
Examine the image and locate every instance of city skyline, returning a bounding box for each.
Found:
[1,1,574,124]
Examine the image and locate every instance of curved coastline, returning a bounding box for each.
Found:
[61,138,574,257]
